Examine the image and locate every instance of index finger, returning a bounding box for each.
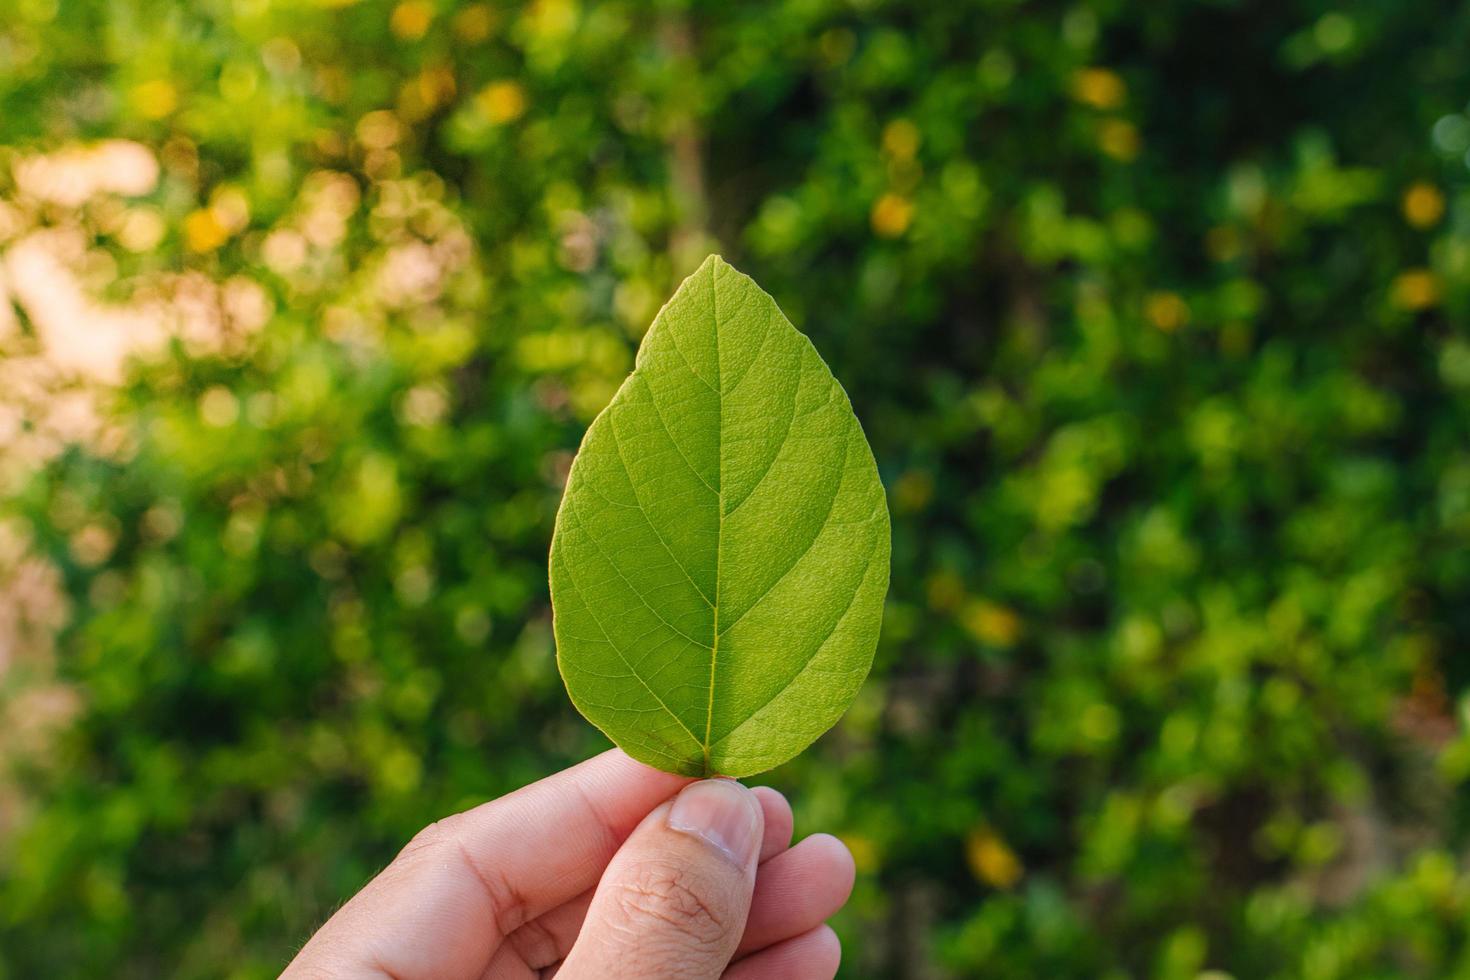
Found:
[452,746,694,920]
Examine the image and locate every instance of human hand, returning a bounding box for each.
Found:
[282,749,855,979]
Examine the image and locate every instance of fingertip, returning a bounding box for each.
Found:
[724,923,843,980]
[734,832,858,958]
[667,778,764,866]
[752,786,793,860]
[812,924,843,977]
[803,833,857,900]
[752,785,791,820]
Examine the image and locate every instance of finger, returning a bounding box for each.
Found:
[494,890,594,975]
[751,786,793,861]
[283,749,689,980]
[497,789,796,973]
[558,779,763,979]
[723,925,841,980]
[734,833,854,957]
[444,747,692,919]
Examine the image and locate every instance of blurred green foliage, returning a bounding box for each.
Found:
[4,0,1470,977]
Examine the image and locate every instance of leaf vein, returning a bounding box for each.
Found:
[710,526,884,754]
[555,536,704,751]
[722,336,805,518]
[717,423,855,638]
[639,376,718,495]
[569,492,714,650]
[606,419,716,606]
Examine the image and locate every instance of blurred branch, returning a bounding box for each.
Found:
[659,12,708,267]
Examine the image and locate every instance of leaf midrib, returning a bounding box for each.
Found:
[703,261,722,776]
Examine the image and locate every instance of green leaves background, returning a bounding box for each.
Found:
[552,256,889,777]
[4,1,1470,978]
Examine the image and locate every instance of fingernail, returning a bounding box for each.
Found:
[668,779,759,864]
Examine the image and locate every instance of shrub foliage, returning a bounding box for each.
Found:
[3,1,1470,977]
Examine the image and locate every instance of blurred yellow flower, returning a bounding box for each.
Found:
[184,209,229,253]
[966,826,1023,889]
[390,1,433,40]
[1072,67,1127,109]
[1403,182,1446,229]
[453,4,496,43]
[400,67,457,121]
[871,193,913,238]
[1145,290,1190,331]
[882,119,921,161]
[960,598,1022,648]
[1098,119,1141,161]
[839,833,880,873]
[1391,268,1441,310]
[356,110,403,150]
[130,80,177,120]
[478,81,528,124]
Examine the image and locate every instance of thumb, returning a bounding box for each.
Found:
[558,778,764,979]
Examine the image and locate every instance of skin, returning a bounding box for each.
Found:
[283,749,855,979]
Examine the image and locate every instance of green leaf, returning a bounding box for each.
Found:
[550,255,891,777]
